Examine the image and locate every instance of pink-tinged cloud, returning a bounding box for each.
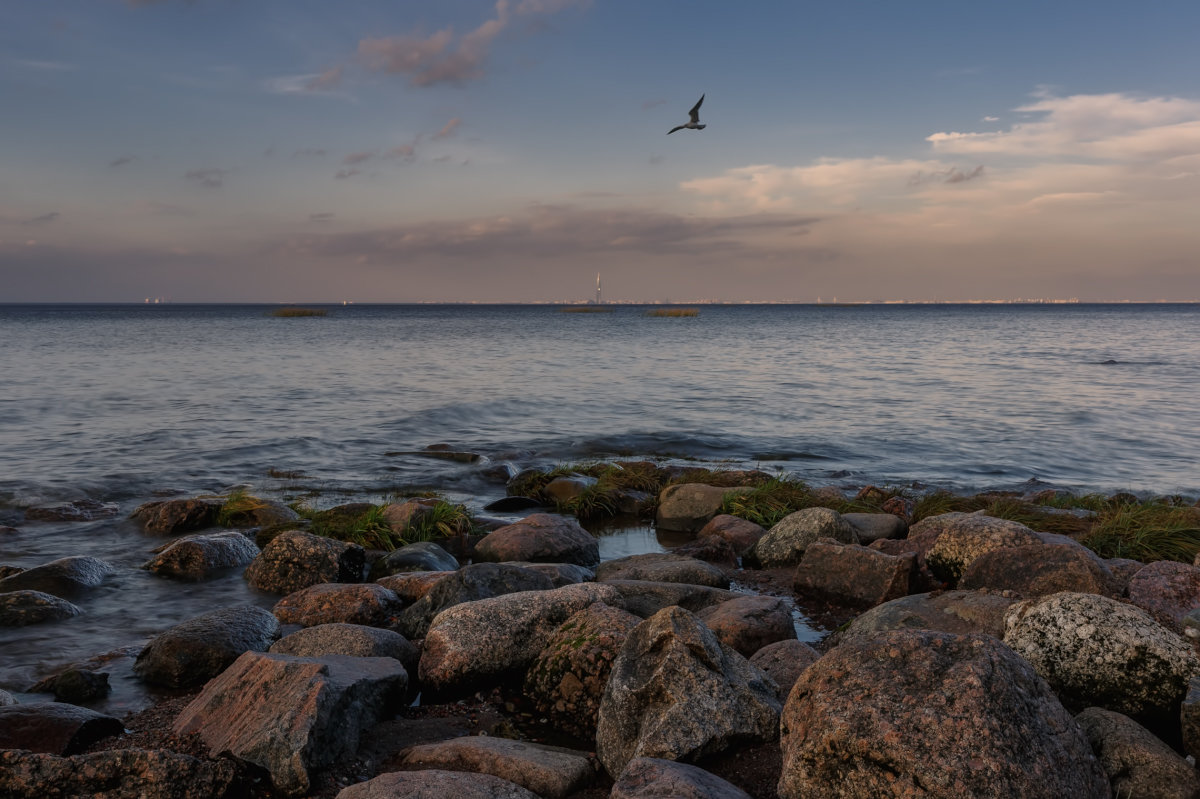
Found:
[342,151,375,165]
[334,168,361,180]
[433,118,462,140]
[384,141,419,160]
[305,65,343,91]
[184,168,227,188]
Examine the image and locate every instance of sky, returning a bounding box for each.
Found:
[2,1,1200,303]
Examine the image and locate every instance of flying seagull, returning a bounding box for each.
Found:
[668,94,706,134]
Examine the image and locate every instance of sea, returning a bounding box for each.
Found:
[2,302,1199,710]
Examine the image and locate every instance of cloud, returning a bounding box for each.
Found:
[305,66,343,91]
[263,72,348,96]
[23,212,60,226]
[908,165,985,186]
[384,142,418,161]
[184,168,227,187]
[983,116,1000,122]
[109,156,135,168]
[433,117,462,140]
[334,169,361,180]
[342,151,375,165]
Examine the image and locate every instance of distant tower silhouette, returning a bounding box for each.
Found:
[596,273,602,305]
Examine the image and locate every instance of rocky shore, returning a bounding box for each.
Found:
[3,460,1200,798]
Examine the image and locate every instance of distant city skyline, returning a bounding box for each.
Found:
[2,1,1200,302]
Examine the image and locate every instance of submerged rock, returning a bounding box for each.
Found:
[133,605,281,688]
[131,498,223,535]
[0,748,237,799]
[142,531,259,580]
[25,499,119,522]
[30,668,110,703]
[0,556,113,598]
[0,591,82,627]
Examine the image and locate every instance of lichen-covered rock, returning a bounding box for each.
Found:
[419,582,623,694]
[133,605,281,688]
[243,530,365,594]
[655,484,750,533]
[368,540,458,580]
[142,531,259,580]
[834,589,1018,646]
[600,580,739,619]
[596,553,729,588]
[270,622,417,670]
[696,514,766,555]
[396,736,599,799]
[0,703,124,755]
[25,499,120,522]
[747,639,821,701]
[272,583,403,628]
[793,539,915,607]
[921,512,1042,584]
[0,748,237,799]
[841,512,906,543]
[173,651,408,797]
[525,602,641,738]
[1075,706,1200,799]
[1126,559,1200,634]
[778,630,1108,799]
[612,757,754,799]
[746,508,858,568]
[595,606,781,779]
[695,595,796,657]
[0,590,82,627]
[131,498,223,534]
[0,556,113,598]
[473,514,599,568]
[959,543,1120,598]
[396,562,554,640]
[335,769,539,799]
[1003,591,1200,717]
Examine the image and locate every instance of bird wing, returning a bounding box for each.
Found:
[667,125,685,134]
[688,94,705,122]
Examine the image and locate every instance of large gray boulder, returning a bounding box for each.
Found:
[272,583,404,628]
[1075,706,1200,799]
[0,590,82,627]
[142,531,259,580]
[419,582,623,694]
[131,497,223,534]
[133,605,281,688]
[841,512,906,543]
[473,514,599,568]
[595,605,781,779]
[396,736,599,799]
[502,561,595,587]
[1003,591,1200,717]
[270,623,418,671]
[335,770,539,799]
[778,630,1108,799]
[0,703,124,755]
[368,540,459,580]
[0,556,113,598]
[395,562,554,640]
[612,758,753,799]
[746,508,857,568]
[173,651,408,797]
[243,530,365,594]
[656,484,750,533]
[0,748,237,799]
[834,589,1018,646]
[695,595,796,657]
[596,553,729,588]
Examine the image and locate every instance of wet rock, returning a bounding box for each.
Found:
[1003,591,1200,717]
[748,639,821,701]
[131,497,223,534]
[420,582,623,694]
[133,605,281,688]
[695,595,796,658]
[142,531,259,580]
[596,605,781,779]
[793,539,916,608]
[834,589,1018,646]
[745,508,858,568]
[270,622,418,671]
[1184,676,1200,762]
[375,570,452,603]
[525,602,641,738]
[841,511,906,543]
[670,535,739,565]
[0,702,124,755]
[1127,559,1200,634]
[612,757,753,799]
[0,748,237,799]
[615,489,654,515]
[601,580,739,618]
[221,498,299,528]
[0,590,82,627]
[30,668,110,703]
[0,525,19,535]
[335,769,539,799]
[502,561,595,587]
[273,583,404,628]
[485,495,545,512]
[473,513,599,568]
[655,484,751,533]
[543,474,599,504]
[1075,706,1200,799]
[0,556,113,598]
[920,512,1043,584]
[369,540,458,579]
[597,553,729,588]
[25,499,119,522]
[396,736,599,799]
[173,651,408,797]
[379,498,440,537]
[243,530,365,594]
[0,564,24,579]
[395,562,554,640]
[959,543,1121,598]
[778,630,1108,799]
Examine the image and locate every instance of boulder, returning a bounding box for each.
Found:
[697,515,766,556]
[369,540,458,580]
[1075,706,1200,799]
[270,622,417,671]
[396,562,554,640]
[335,769,539,799]
[596,553,729,588]
[0,689,15,706]
[601,580,739,619]
[0,565,24,579]
[1003,591,1200,717]
[595,606,781,779]
[0,748,237,799]
[0,703,124,755]
[173,651,408,797]
[25,499,119,522]
[746,508,858,568]
[695,595,797,657]
[142,531,259,580]
[543,474,599,504]
[748,639,821,701]
[841,512,906,543]
[396,736,599,799]
[793,539,915,607]
[1184,675,1200,762]
[1127,559,1200,633]
[958,542,1121,598]
[133,605,281,688]
[612,757,753,799]
[1106,558,1145,594]
[525,602,642,738]
[473,514,599,567]
[834,589,1018,646]
[272,583,404,628]
[880,495,915,523]
[30,668,110,703]
[420,582,623,694]
[485,496,545,512]
[0,556,113,598]
[921,512,1043,584]
[656,484,750,533]
[243,530,365,594]
[375,570,453,603]
[778,630,1108,799]
[502,561,595,587]
[131,498,223,534]
[221,498,300,528]
[670,536,739,565]
[0,591,82,627]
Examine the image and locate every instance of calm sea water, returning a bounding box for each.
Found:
[2,302,1199,708]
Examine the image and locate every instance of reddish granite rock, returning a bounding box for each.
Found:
[880,495,915,523]
[612,757,753,799]
[697,514,766,555]
[600,580,739,619]
[396,736,600,799]
[596,553,729,588]
[1075,706,1200,799]
[1127,559,1200,634]
[959,543,1121,598]
[0,703,123,755]
[793,538,916,608]
[473,513,599,568]
[375,570,453,603]
[272,583,403,628]
[270,622,418,671]
[1106,558,1145,593]
[243,530,365,594]
[834,589,1018,646]
[131,498,223,535]
[0,748,237,799]
[1183,675,1200,763]
[669,535,739,565]
[656,484,751,533]
[335,769,539,799]
[778,630,1108,799]
[748,639,821,701]
[695,595,797,657]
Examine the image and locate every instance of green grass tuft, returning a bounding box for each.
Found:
[217,489,273,527]
[404,500,475,542]
[1082,503,1200,563]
